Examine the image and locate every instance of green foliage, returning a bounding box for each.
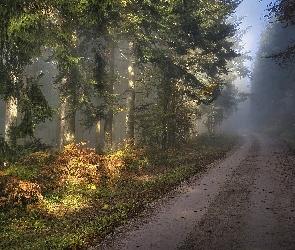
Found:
[130,0,243,147]
[0,0,245,147]
[0,136,12,164]
[18,77,55,138]
[136,93,194,148]
[4,165,38,181]
[0,137,51,165]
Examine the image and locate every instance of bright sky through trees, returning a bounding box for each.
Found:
[236,0,273,67]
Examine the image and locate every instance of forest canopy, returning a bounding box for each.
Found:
[0,0,245,149]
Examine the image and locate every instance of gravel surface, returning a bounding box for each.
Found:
[92,132,295,250]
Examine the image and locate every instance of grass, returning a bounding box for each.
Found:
[0,133,238,250]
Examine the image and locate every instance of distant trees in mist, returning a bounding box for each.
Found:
[251,6,295,135]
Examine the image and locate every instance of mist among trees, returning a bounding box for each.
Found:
[250,0,295,145]
[0,0,247,151]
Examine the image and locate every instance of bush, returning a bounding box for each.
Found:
[0,136,52,167]
[0,136,14,166]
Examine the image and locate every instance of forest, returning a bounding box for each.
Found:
[1,0,294,249]
[250,0,295,148]
[0,0,248,150]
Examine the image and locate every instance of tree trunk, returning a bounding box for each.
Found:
[5,96,17,146]
[103,42,115,151]
[60,76,76,148]
[126,42,135,146]
[59,31,79,148]
[95,120,102,151]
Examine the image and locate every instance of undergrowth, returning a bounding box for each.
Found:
[0,133,238,250]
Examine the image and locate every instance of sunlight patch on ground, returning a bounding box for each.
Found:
[41,194,89,217]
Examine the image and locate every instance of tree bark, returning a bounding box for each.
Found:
[5,96,17,146]
[60,76,76,148]
[103,42,115,151]
[126,42,135,146]
[95,120,102,150]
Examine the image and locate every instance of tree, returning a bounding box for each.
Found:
[202,17,251,133]
[202,82,248,133]
[135,0,242,146]
[103,39,115,151]
[126,42,136,146]
[266,0,295,65]
[27,0,112,148]
[0,0,54,144]
[251,21,295,129]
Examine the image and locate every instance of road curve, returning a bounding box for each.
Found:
[94,132,295,250]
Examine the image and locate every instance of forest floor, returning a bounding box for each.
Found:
[0,133,237,249]
[93,131,295,250]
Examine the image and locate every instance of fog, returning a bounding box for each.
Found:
[220,19,295,139]
[218,0,271,134]
[219,78,251,133]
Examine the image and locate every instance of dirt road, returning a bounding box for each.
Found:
[94,132,295,250]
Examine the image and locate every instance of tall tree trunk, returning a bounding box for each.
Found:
[103,41,115,151]
[95,120,102,150]
[5,96,17,146]
[60,76,76,148]
[126,42,135,146]
[59,31,79,148]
